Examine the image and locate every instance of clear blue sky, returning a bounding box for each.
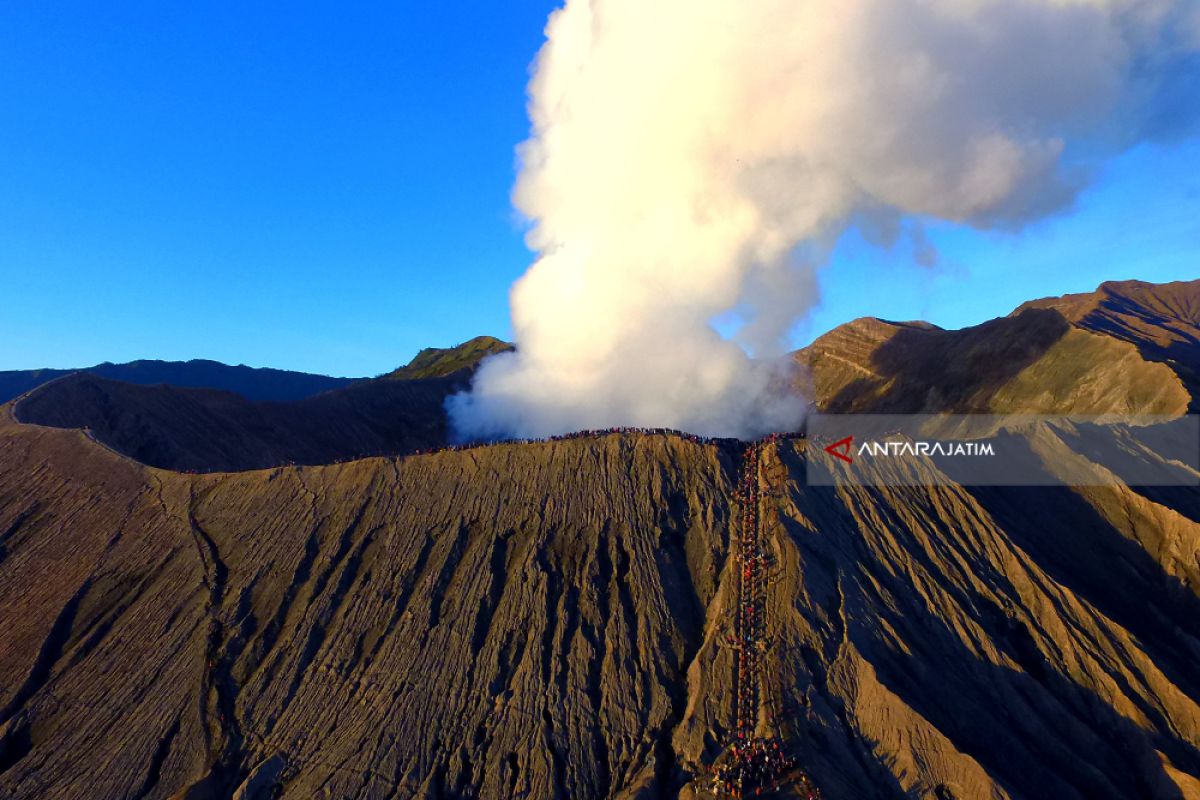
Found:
[1,2,1197,376]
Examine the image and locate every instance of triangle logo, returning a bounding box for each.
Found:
[824,435,854,464]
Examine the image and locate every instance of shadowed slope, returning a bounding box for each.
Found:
[12,338,514,472]
[12,371,464,472]
[797,278,1199,415]
[748,439,1200,799]
[1016,279,1200,410]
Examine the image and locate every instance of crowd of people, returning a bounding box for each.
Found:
[708,737,815,798]
[401,427,806,460]
[735,442,767,736]
[179,429,807,474]
[706,440,821,799]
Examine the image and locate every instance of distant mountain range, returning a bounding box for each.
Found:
[0,359,357,405]
[0,336,513,407]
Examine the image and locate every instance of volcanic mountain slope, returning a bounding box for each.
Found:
[2,407,1199,799]
[11,336,511,472]
[797,278,1199,415]
[1016,279,1200,410]
[0,359,356,406]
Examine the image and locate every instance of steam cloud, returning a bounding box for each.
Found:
[450,0,1200,440]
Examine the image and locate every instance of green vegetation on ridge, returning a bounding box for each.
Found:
[385,335,513,381]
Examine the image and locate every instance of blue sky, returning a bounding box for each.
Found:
[1,2,1197,376]
[803,139,1200,345]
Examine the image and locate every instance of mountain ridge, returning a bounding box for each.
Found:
[1013,278,1200,408]
[383,335,513,381]
[6,337,516,471]
[796,277,1199,416]
[0,335,516,407]
[0,359,358,406]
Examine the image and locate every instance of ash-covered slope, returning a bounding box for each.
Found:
[1016,279,1200,410]
[2,409,1199,799]
[0,414,733,799]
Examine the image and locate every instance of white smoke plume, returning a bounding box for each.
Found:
[449,0,1200,441]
